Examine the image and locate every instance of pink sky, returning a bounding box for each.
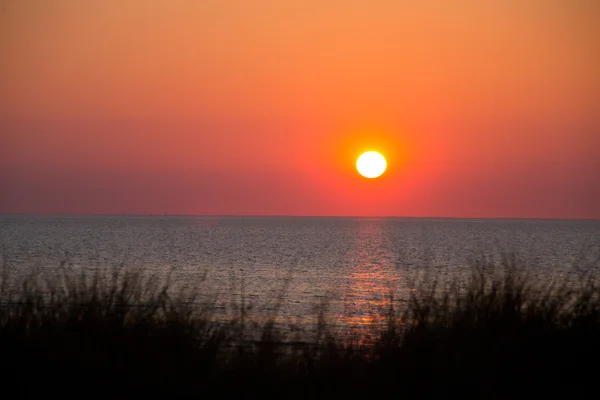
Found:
[1,0,599,218]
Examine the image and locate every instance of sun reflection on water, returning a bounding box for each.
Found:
[335,219,401,344]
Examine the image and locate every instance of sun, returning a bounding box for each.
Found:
[356,151,387,178]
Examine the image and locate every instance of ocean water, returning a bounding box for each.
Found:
[1,215,599,339]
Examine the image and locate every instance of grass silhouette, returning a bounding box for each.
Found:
[1,256,599,398]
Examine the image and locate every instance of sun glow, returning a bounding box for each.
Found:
[356,151,387,178]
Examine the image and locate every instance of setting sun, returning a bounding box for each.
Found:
[356,151,387,179]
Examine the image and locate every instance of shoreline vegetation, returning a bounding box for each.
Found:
[1,256,599,398]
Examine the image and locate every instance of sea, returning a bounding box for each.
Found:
[1,215,599,340]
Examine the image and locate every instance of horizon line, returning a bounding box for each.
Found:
[1,213,598,222]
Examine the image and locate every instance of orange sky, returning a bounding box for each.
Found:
[1,0,599,218]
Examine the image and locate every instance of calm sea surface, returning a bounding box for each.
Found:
[1,215,599,339]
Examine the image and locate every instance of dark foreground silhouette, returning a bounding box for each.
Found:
[1,259,599,399]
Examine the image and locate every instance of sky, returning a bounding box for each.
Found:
[1,0,599,218]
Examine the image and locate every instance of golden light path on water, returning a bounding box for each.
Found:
[335,220,401,344]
